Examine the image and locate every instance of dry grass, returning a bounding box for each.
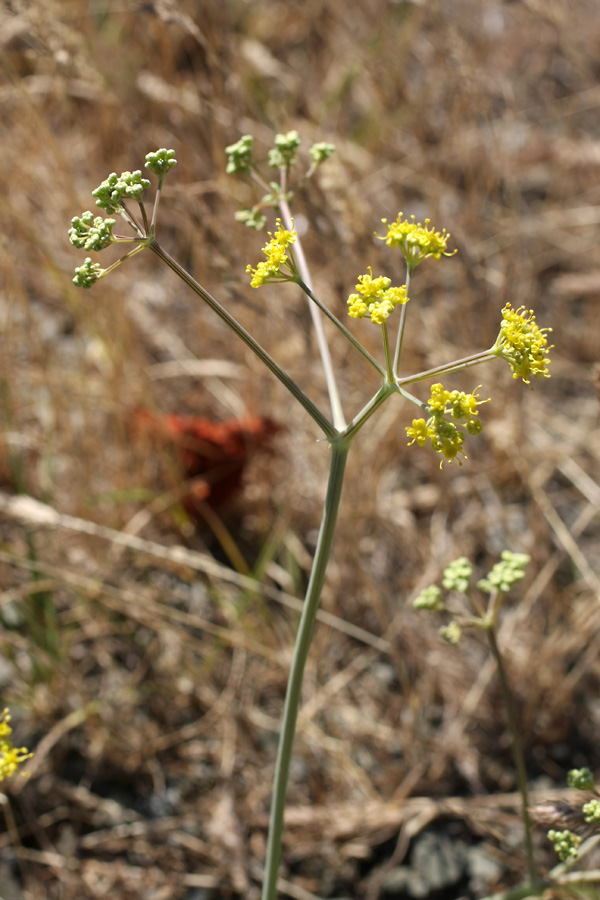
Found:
[1,0,600,897]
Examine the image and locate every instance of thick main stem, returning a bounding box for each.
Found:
[486,626,539,887]
[261,440,350,900]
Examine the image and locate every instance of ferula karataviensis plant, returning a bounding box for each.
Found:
[415,554,600,897]
[415,552,538,885]
[70,134,553,900]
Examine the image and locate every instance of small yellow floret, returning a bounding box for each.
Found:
[428,383,450,412]
[246,219,297,288]
[494,303,552,384]
[406,382,488,467]
[0,709,33,781]
[378,213,455,268]
[346,267,408,324]
[406,418,432,447]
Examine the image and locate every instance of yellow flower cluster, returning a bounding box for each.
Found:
[406,383,487,466]
[347,268,409,324]
[494,304,552,384]
[0,709,32,781]
[378,213,455,269]
[428,383,487,421]
[246,220,297,288]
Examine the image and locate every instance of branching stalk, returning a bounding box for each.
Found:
[396,349,497,386]
[344,382,398,442]
[148,238,337,441]
[297,279,385,376]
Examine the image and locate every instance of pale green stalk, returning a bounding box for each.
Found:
[396,349,497,387]
[101,243,147,277]
[296,279,384,376]
[392,264,412,377]
[485,621,539,887]
[120,201,146,238]
[261,439,349,900]
[150,178,166,231]
[279,188,346,430]
[381,322,394,383]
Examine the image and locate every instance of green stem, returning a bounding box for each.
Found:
[101,243,147,278]
[486,625,539,887]
[392,264,412,377]
[297,279,385,378]
[395,384,430,412]
[150,178,165,231]
[148,239,337,441]
[261,439,350,900]
[382,322,394,383]
[396,349,495,387]
[120,201,145,238]
[344,382,397,442]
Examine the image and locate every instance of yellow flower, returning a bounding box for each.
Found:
[347,295,368,319]
[429,418,466,465]
[346,267,408,324]
[247,220,297,288]
[0,709,33,781]
[493,304,552,384]
[406,418,434,448]
[378,213,455,269]
[405,383,488,466]
[427,384,488,419]
[428,383,450,412]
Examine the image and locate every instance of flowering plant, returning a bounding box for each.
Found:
[69,133,552,900]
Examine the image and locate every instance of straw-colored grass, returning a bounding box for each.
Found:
[1,1,600,897]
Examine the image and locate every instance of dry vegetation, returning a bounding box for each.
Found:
[1,0,600,897]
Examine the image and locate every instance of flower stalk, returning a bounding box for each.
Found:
[485,622,539,887]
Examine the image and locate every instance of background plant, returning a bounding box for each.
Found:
[1,2,600,899]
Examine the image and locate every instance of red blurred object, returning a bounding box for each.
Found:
[134,409,282,514]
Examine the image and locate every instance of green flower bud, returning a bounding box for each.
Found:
[413,585,444,611]
[547,829,581,862]
[442,557,473,594]
[68,212,116,251]
[225,134,254,175]
[567,767,595,791]
[73,257,104,289]
[309,142,335,166]
[268,130,301,168]
[92,170,150,213]
[145,148,177,178]
[583,798,600,824]
[235,208,267,231]
[478,550,530,595]
[439,622,462,645]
